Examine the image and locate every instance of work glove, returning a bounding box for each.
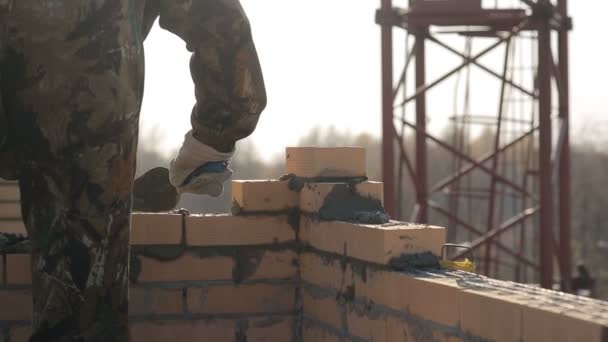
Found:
[169,130,234,197]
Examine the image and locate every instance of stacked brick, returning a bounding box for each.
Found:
[0,181,25,234]
[129,213,299,341]
[1,147,608,342]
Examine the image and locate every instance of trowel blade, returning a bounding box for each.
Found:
[132,167,181,213]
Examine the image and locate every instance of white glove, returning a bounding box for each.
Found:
[169,130,234,196]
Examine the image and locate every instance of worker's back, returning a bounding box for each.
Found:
[0,1,266,340]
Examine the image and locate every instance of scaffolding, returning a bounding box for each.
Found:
[377,0,572,290]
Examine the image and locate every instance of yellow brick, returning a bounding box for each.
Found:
[6,254,31,285]
[460,289,522,342]
[232,180,298,213]
[300,252,353,292]
[0,202,21,219]
[522,303,606,342]
[249,250,298,280]
[130,320,235,342]
[248,316,293,341]
[299,182,383,214]
[353,268,409,311]
[130,213,182,245]
[0,290,31,320]
[186,215,295,246]
[0,183,20,201]
[129,288,183,315]
[409,277,460,327]
[302,287,343,329]
[137,254,234,282]
[302,321,341,342]
[0,220,26,234]
[187,284,295,314]
[286,147,366,178]
[346,308,387,341]
[386,316,414,342]
[10,326,32,342]
[300,218,445,265]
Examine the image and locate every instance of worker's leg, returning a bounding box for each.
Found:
[1,2,144,341]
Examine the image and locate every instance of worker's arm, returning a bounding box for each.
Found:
[157,0,267,153]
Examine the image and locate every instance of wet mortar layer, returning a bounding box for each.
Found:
[302,244,441,280]
[301,282,492,342]
[278,174,369,193]
[306,183,390,224]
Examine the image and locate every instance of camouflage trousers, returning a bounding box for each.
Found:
[1,2,144,341]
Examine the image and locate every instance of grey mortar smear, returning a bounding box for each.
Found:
[316,183,390,224]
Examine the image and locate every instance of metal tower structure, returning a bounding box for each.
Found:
[377,0,572,290]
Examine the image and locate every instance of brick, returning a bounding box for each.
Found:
[522,303,606,342]
[0,290,32,320]
[286,147,366,178]
[386,316,414,342]
[186,215,295,246]
[300,252,354,293]
[130,320,235,342]
[249,250,298,280]
[346,307,387,341]
[129,287,184,315]
[302,286,343,329]
[131,213,182,245]
[232,180,298,213]
[299,181,383,214]
[408,277,460,327]
[187,284,295,314]
[301,218,445,265]
[0,220,26,234]
[0,183,20,201]
[353,268,409,311]
[137,253,234,282]
[460,289,523,342]
[6,254,31,285]
[248,316,294,341]
[0,202,21,219]
[10,326,32,342]
[302,320,341,342]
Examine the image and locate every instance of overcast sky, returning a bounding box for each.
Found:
[139,1,608,161]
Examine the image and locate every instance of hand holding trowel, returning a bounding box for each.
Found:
[133,131,233,212]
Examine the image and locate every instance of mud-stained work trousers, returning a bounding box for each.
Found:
[0,0,266,340]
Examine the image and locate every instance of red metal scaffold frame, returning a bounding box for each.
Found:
[377,0,572,290]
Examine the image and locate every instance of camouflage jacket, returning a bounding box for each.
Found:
[138,0,267,153]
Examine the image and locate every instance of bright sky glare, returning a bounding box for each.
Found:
[139,1,608,161]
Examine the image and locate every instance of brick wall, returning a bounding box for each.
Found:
[1,147,608,342]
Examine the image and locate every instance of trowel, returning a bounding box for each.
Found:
[132,161,229,212]
[132,167,180,212]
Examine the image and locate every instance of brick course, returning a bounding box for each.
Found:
[186,215,295,246]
